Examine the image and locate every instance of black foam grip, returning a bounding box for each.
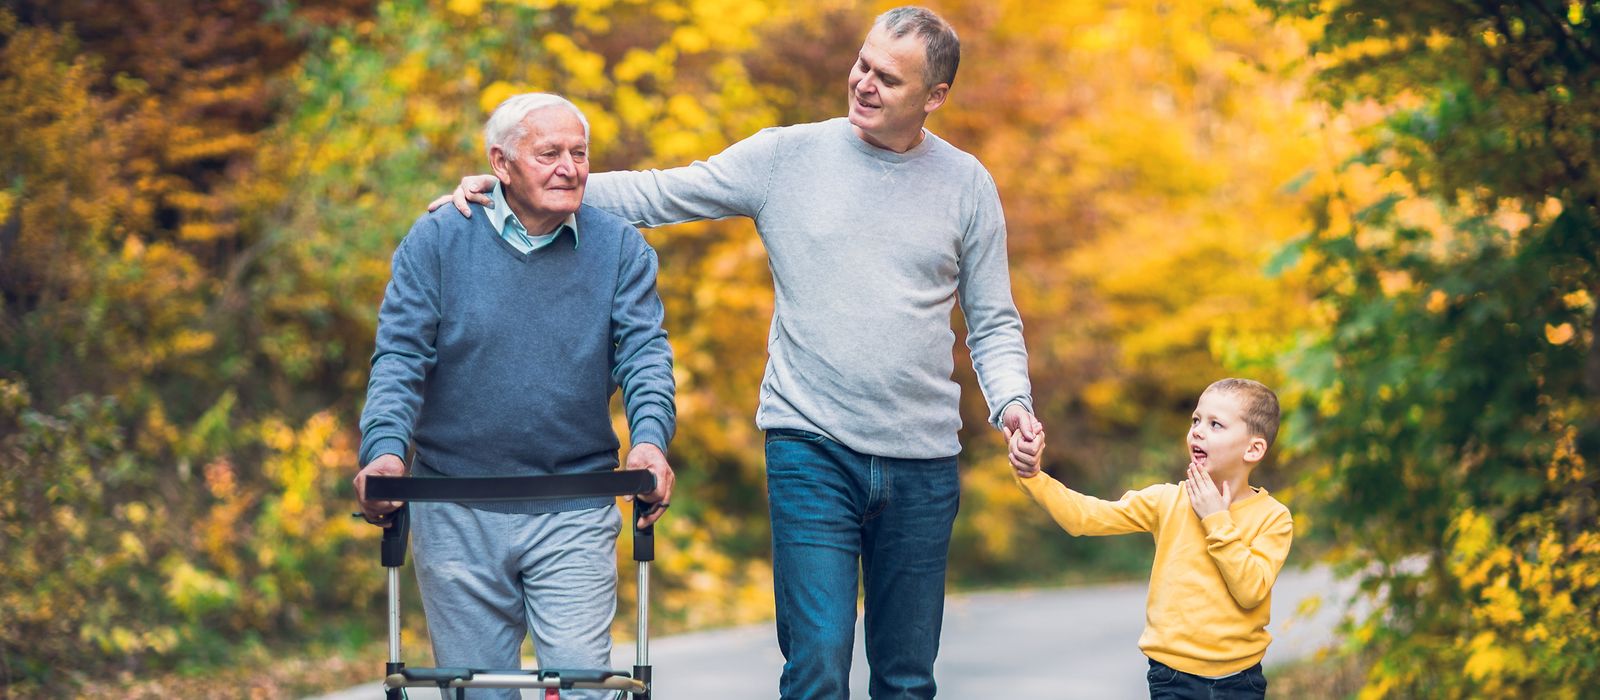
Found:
[380,504,410,568]
[633,500,655,562]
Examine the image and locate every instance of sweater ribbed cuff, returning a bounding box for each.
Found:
[361,436,408,467]
[629,416,670,455]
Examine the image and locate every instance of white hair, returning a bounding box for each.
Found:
[483,93,590,162]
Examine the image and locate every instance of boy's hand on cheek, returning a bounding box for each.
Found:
[1185,461,1230,519]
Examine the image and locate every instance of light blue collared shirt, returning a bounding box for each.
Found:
[487,181,579,253]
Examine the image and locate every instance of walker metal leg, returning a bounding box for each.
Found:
[387,567,403,700]
[380,504,410,700]
[633,501,655,699]
[635,561,651,698]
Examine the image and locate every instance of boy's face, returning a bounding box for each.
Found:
[1187,390,1268,478]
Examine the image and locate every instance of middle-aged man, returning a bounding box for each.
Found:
[431,7,1047,699]
[355,93,676,700]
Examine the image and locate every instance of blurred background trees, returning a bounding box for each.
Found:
[0,0,1593,696]
[1261,0,1599,694]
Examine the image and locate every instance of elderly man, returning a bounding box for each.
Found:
[432,8,1045,698]
[356,93,676,700]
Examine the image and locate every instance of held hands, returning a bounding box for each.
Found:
[623,443,675,529]
[1185,461,1231,519]
[1001,404,1046,477]
[354,454,407,528]
[425,174,499,217]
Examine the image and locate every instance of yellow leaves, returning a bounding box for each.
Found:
[542,34,609,93]
[447,0,486,15]
[124,502,150,526]
[80,623,179,656]
[1463,632,1509,679]
[1564,289,1593,310]
[572,96,621,146]
[388,49,429,91]
[162,557,238,618]
[1426,289,1449,313]
[1478,575,1524,626]
[480,79,524,113]
[613,47,668,84]
[613,85,659,128]
[1545,323,1575,345]
[670,25,711,54]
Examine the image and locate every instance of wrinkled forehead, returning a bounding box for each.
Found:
[520,106,588,144]
[860,23,928,75]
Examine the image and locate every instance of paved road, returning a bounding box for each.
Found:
[310,565,1352,699]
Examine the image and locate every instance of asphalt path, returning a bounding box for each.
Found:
[310,565,1352,699]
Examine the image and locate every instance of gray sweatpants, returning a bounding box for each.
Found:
[411,501,622,700]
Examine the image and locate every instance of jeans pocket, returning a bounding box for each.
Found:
[1244,664,1268,693]
[765,428,830,444]
[1146,660,1178,686]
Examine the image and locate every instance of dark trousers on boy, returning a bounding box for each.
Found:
[1148,658,1267,699]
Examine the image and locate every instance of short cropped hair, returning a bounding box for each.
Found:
[1205,378,1281,448]
[875,6,961,88]
[484,93,589,162]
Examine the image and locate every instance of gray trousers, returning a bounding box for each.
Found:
[412,501,622,700]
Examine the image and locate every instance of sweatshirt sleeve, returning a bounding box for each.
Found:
[358,218,442,466]
[957,169,1033,430]
[1200,506,1294,610]
[1014,472,1164,536]
[584,127,781,228]
[611,233,676,452]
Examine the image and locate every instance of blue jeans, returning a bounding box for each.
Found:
[765,429,961,700]
[1147,658,1268,699]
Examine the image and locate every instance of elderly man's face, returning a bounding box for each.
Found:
[496,107,589,221]
[847,23,947,151]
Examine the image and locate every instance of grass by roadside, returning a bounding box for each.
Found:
[20,645,374,700]
[1268,648,1372,699]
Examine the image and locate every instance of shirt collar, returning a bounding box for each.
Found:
[488,180,580,249]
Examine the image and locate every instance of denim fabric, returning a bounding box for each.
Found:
[1148,658,1268,700]
[765,429,961,699]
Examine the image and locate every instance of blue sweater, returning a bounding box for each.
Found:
[358,203,675,513]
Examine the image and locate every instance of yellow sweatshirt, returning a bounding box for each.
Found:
[1015,472,1294,676]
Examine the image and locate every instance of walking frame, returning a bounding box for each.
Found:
[363,471,660,699]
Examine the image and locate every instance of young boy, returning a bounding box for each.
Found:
[1005,378,1293,699]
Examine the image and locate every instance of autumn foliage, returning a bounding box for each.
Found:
[0,0,1594,696]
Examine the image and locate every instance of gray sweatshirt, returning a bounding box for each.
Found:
[587,118,1030,459]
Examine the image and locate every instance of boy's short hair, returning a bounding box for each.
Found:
[1205,378,1280,448]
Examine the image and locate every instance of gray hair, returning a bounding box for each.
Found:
[875,6,960,88]
[483,93,590,162]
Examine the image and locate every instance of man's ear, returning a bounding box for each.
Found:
[488,145,513,183]
[923,82,950,115]
[1244,437,1269,464]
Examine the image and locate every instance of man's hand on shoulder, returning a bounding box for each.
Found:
[1002,404,1046,478]
[623,442,675,528]
[354,454,407,528]
[425,174,499,217]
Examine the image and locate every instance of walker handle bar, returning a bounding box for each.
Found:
[367,471,659,565]
[366,471,656,503]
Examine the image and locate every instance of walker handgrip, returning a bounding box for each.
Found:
[380,504,410,568]
[633,500,655,562]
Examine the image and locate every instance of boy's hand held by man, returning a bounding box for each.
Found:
[1005,423,1046,477]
